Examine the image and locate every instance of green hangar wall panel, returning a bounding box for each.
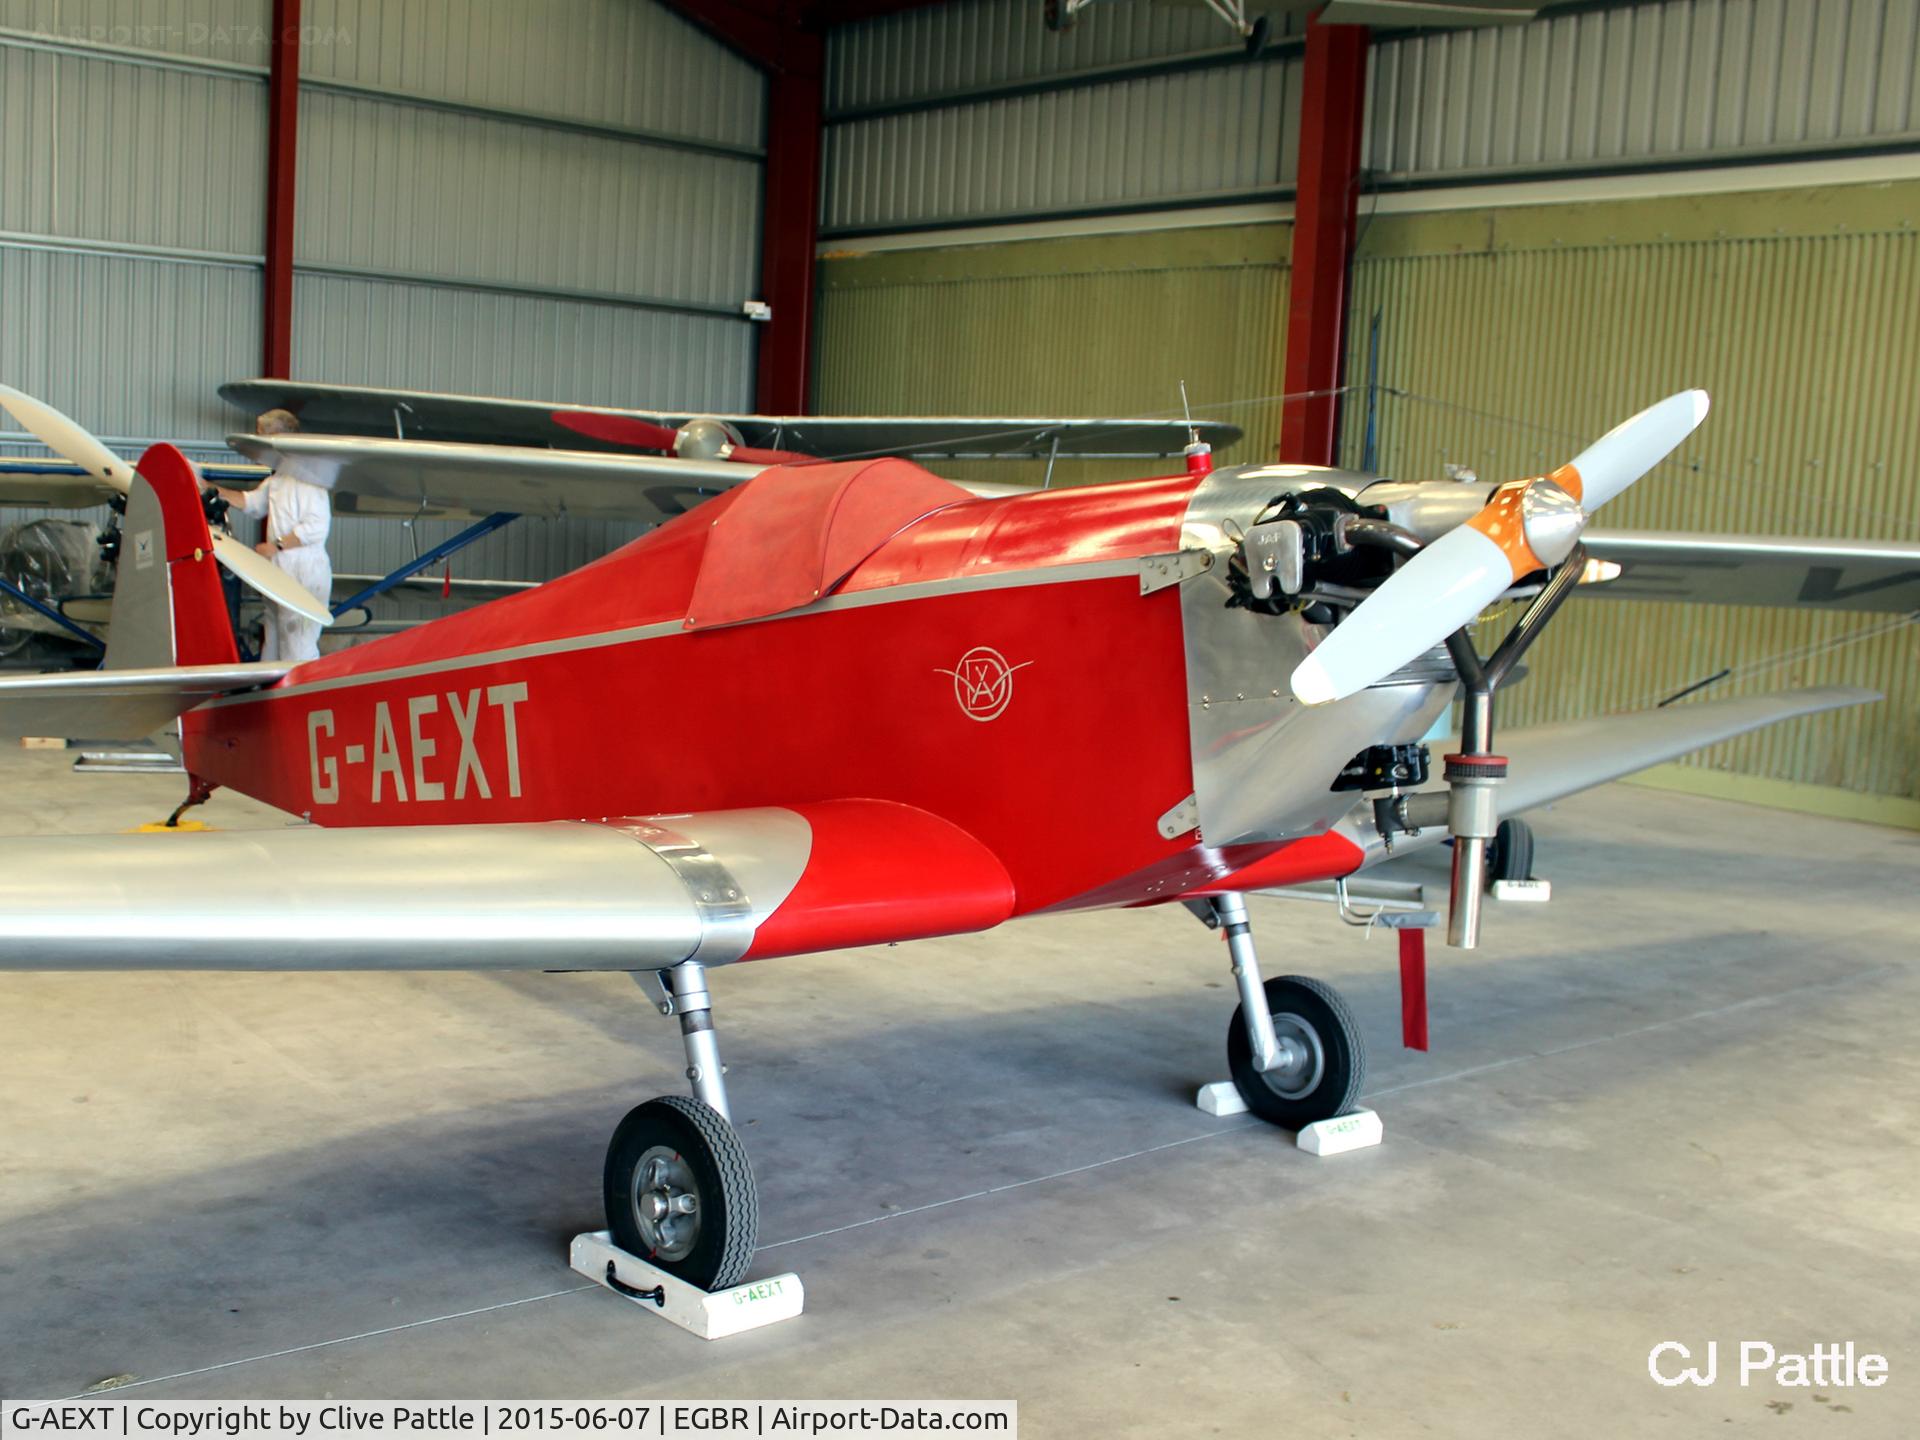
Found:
[813,224,1292,488]
[1343,180,1920,808]
[811,186,1916,811]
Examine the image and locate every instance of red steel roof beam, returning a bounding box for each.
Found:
[660,0,824,415]
[262,0,301,378]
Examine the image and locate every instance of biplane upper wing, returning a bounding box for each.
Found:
[0,799,1014,971]
[218,378,1242,459]
[226,433,756,521]
[1580,531,1920,613]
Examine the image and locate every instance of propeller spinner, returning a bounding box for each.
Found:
[550,409,809,466]
[1290,390,1711,706]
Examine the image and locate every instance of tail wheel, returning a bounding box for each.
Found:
[1227,975,1366,1130]
[1483,818,1535,888]
[603,1094,758,1292]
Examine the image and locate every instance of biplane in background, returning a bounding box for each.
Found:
[0,380,1240,658]
[0,380,1915,1290]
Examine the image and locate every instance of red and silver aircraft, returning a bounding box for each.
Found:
[0,380,1914,1291]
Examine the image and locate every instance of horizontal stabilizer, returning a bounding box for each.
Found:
[0,662,290,742]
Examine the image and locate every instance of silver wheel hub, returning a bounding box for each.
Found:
[630,1145,702,1261]
[1258,1011,1326,1100]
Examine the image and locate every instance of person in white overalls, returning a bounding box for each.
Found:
[214,409,333,662]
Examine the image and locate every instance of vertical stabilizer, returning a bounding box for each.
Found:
[103,445,239,670]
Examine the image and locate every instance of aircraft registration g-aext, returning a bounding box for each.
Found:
[304,682,530,806]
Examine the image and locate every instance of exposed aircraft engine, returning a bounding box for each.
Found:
[0,517,104,659]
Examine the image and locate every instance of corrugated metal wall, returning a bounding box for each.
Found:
[1342,181,1920,798]
[822,0,1304,236]
[824,0,1920,240]
[0,0,764,628]
[0,4,268,454]
[284,0,764,591]
[828,0,1261,105]
[814,224,1290,487]
[1367,0,1920,182]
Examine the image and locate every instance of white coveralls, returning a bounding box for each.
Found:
[237,469,332,662]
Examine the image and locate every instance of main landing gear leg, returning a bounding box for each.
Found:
[602,961,759,1291]
[1210,892,1367,1130]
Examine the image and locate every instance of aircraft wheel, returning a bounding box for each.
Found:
[604,1094,758,1292]
[1227,976,1366,1130]
[1483,818,1535,888]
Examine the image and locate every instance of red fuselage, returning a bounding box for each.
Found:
[182,465,1370,920]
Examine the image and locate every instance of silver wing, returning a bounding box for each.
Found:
[218,378,1242,459]
[1333,685,1880,871]
[1582,531,1920,614]
[0,801,1012,972]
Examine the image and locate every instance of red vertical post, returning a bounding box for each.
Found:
[1398,927,1429,1051]
[1278,19,1369,466]
[262,0,302,378]
[756,41,824,415]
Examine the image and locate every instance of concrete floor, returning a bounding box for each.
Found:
[0,747,1915,1436]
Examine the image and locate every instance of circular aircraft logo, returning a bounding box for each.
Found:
[938,646,1032,723]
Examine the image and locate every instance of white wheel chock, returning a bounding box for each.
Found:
[1194,1084,1385,1157]
[570,1231,804,1340]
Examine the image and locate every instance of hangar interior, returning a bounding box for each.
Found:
[1,0,1918,1432]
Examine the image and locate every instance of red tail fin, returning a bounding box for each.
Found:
[105,444,238,670]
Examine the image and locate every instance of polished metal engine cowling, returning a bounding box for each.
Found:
[1174,465,1455,847]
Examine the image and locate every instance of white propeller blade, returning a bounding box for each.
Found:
[209,532,335,625]
[0,383,136,491]
[1291,389,1710,706]
[1563,389,1711,509]
[1290,524,1515,706]
[0,382,333,626]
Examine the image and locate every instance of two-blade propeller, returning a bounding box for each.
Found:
[550,409,809,466]
[1291,390,1711,706]
[0,385,333,626]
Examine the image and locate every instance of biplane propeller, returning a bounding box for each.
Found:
[0,385,334,627]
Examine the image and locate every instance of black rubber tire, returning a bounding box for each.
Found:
[604,1095,758,1292]
[1484,818,1535,888]
[1227,975,1366,1130]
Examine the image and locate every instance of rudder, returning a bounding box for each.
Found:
[104,444,238,670]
